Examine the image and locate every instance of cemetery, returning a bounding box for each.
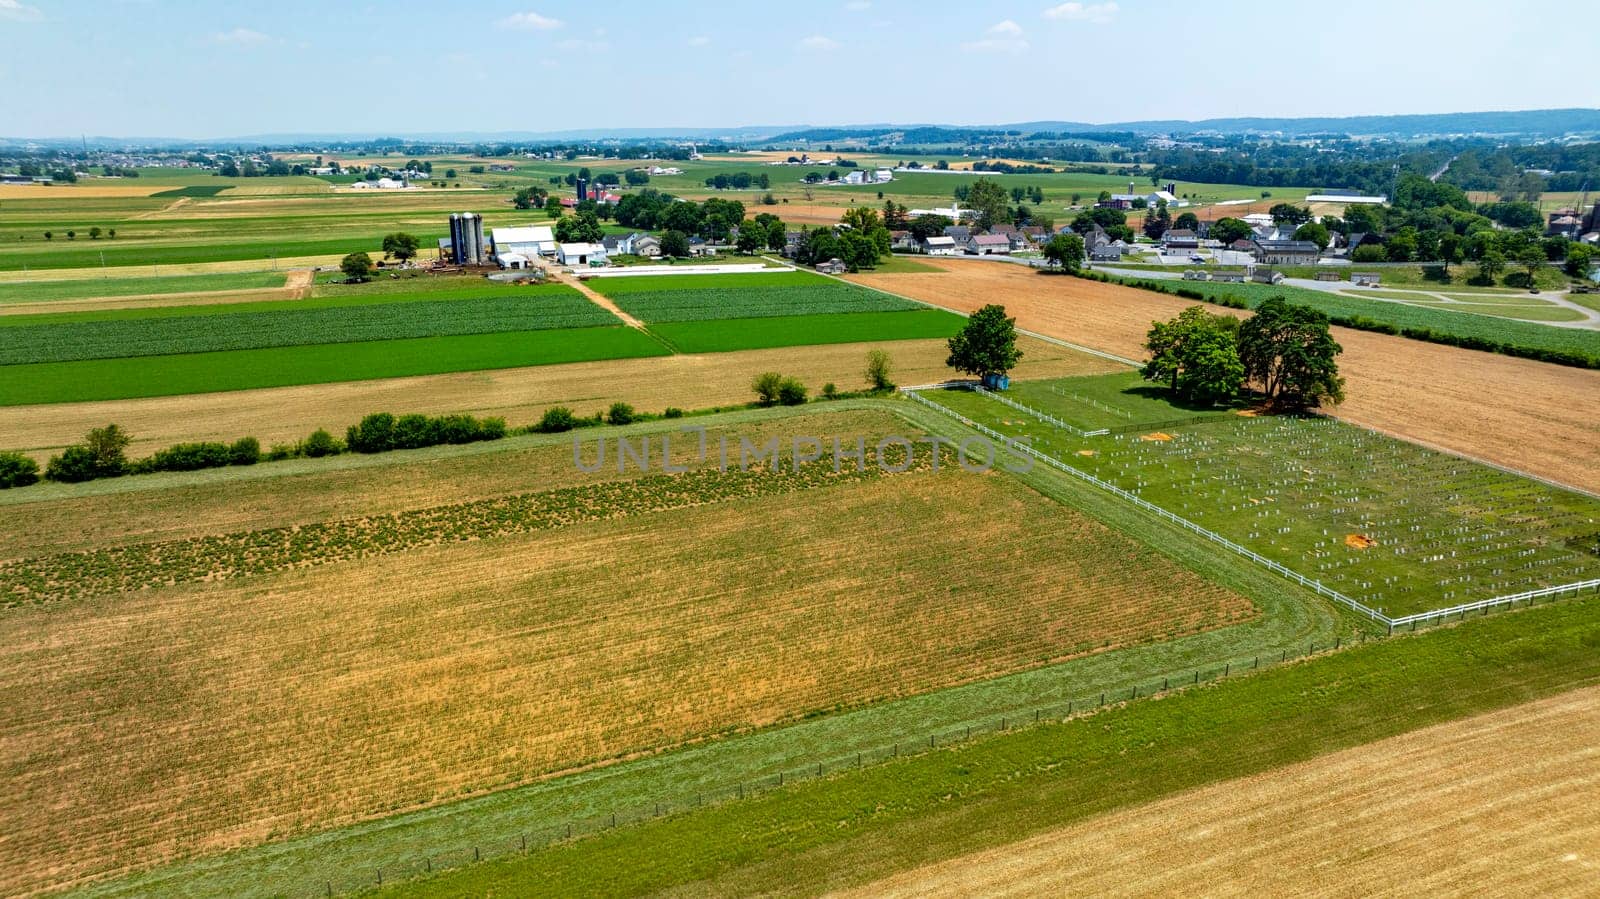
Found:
[922,378,1600,621]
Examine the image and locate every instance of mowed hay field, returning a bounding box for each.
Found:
[0,415,1252,894]
[849,258,1600,494]
[0,335,1118,460]
[846,684,1600,899]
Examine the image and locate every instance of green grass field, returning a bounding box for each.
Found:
[0,326,666,405]
[925,374,1600,618]
[614,285,917,322]
[382,593,1600,898]
[651,309,962,353]
[0,271,287,304]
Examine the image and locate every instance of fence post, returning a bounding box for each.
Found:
[521,834,527,852]
[426,857,432,873]
[475,846,480,862]
[377,870,382,887]
[1225,662,1230,676]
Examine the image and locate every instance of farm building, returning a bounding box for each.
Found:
[491,225,557,260]
[1352,272,1382,286]
[921,235,960,256]
[1251,239,1321,265]
[1211,271,1248,282]
[557,242,608,267]
[890,230,916,251]
[815,258,848,274]
[1090,245,1128,262]
[1314,270,1342,282]
[1305,192,1387,205]
[1252,269,1286,284]
[967,234,1011,255]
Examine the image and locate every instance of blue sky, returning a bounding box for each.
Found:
[1,0,1594,138]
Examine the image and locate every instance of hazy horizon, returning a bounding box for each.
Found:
[2,0,1595,139]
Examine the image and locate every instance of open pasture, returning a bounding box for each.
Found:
[926,376,1600,618]
[0,414,1252,894]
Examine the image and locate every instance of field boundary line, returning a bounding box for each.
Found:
[971,385,1109,437]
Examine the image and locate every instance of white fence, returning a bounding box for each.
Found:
[903,387,1600,631]
[971,385,1109,437]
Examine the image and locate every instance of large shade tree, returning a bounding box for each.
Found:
[1236,297,1345,411]
[946,304,1022,379]
[1142,306,1244,407]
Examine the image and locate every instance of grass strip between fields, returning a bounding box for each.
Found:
[385,593,1600,898]
[0,326,666,405]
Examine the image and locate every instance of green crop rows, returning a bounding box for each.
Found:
[609,284,917,323]
[0,446,940,606]
[0,291,620,364]
[928,376,1600,618]
[0,326,667,406]
[652,310,963,353]
[589,271,833,295]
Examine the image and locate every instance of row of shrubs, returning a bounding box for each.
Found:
[0,352,902,490]
[1078,270,1600,369]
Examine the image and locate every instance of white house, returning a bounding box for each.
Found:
[491,225,557,260]
[874,168,894,183]
[558,242,608,266]
[921,235,960,256]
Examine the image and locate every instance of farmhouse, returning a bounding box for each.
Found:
[1162,229,1200,251]
[890,230,917,251]
[1251,239,1321,265]
[815,258,848,274]
[491,225,557,260]
[1090,244,1129,262]
[921,235,960,256]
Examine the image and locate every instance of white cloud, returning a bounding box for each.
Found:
[688,35,710,47]
[0,0,42,21]
[797,34,840,51]
[1042,1,1118,23]
[963,19,1028,54]
[210,27,273,45]
[499,10,562,30]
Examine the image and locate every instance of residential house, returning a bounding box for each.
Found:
[816,258,848,274]
[967,233,1011,255]
[943,225,972,243]
[921,235,960,256]
[1090,244,1127,262]
[889,230,917,251]
[631,234,662,257]
[1162,229,1200,251]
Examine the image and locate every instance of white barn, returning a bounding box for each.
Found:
[491,225,557,260]
[558,242,608,267]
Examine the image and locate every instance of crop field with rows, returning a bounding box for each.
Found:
[925,378,1600,618]
[0,412,1253,895]
[652,309,964,353]
[592,271,919,322]
[0,326,667,406]
[0,288,618,364]
[0,271,287,305]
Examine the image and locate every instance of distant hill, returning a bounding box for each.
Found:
[4,109,1597,149]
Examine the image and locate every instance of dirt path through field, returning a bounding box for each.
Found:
[564,274,646,329]
[849,259,1600,494]
[841,683,1600,898]
[284,268,314,298]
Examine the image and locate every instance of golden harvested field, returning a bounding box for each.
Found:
[0,255,343,282]
[844,684,1600,898]
[0,411,896,558]
[849,259,1600,494]
[0,451,1251,894]
[0,183,166,199]
[0,335,1118,460]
